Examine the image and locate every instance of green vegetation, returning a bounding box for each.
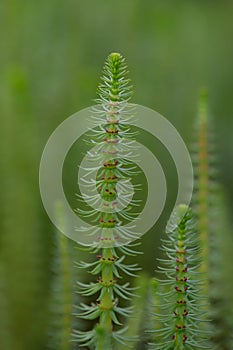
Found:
[152,205,209,349]
[1,1,233,350]
[73,53,141,348]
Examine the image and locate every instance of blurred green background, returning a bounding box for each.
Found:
[1,1,233,350]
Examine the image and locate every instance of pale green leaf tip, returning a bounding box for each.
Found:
[109,52,121,58]
[166,204,189,232]
[108,52,123,63]
[176,203,189,216]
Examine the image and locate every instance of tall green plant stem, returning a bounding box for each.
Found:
[74,53,140,349]
[97,53,129,336]
[48,202,74,350]
[195,90,210,273]
[192,90,233,349]
[152,204,209,349]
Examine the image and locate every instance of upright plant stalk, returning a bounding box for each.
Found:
[152,205,209,350]
[48,203,74,350]
[192,90,233,349]
[116,273,156,350]
[193,89,210,275]
[73,53,141,349]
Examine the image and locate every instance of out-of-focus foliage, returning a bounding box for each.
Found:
[0,1,233,349]
[192,90,233,349]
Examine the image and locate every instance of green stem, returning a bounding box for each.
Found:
[97,53,130,338]
[74,52,137,349]
[99,248,114,332]
[153,205,209,349]
[195,89,210,274]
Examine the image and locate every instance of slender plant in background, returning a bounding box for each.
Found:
[192,90,233,349]
[116,273,156,350]
[73,53,141,349]
[151,204,209,350]
[47,203,75,350]
[192,90,211,276]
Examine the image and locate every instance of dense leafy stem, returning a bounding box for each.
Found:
[151,205,209,350]
[73,53,140,349]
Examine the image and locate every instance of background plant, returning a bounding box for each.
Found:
[47,203,76,350]
[191,90,233,349]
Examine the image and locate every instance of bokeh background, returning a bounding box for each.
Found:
[1,1,233,350]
